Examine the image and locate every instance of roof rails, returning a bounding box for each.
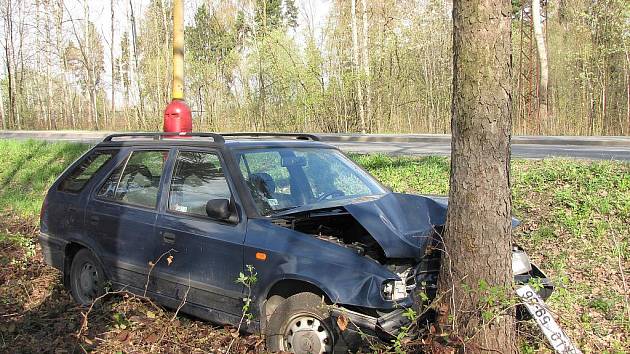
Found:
[221,132,321,141]
[102,132,225,143]
[102,132,321,143]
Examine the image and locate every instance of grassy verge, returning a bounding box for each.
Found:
[0,140,628,353]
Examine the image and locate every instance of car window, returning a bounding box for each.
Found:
[303,150,372,197]
[97,150,166,209]
[59,150,118,193]
[169,151,231,217]
[238,151,293,213]
[235,148,386,216]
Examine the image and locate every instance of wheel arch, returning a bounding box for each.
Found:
[62,241,109,289]
[259,277,332,332]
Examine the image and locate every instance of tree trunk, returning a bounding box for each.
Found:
[435,0,517,352]
[532,0,548,127]
[45,0,54,129]
[4,0,16,129]
[111,0,116,124]
[0,74,5,129]
[360,0,371,132]
[351,0,365,133]
[129,0,144,127]
[625,49,629,135]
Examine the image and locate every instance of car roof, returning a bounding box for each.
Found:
[95,132,335,150]
[224,139,334,150]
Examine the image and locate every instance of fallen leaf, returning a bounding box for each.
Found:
[336,314,348,332]
[167,255,173,266]
[144,333,159,343]
[116,330,130,342]
[146,310,156,319]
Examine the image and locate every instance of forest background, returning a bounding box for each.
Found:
[0,0,628,136]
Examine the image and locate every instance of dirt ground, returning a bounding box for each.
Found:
[0,212,266,354]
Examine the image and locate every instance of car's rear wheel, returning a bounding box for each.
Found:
[265,292,335,354]
[69,248,106,306]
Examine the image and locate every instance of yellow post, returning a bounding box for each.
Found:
[172,0,184,100]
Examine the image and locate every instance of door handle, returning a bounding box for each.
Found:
[89,215,100,225]
[163,232,176,244]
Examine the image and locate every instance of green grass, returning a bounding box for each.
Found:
[0,140,628,352]
[0,140,88,218]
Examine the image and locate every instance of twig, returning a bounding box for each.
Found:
[76,287,161,339]
[0,313,19,317]
[144,248,177,297]
[152,276,192,351]
[171,278,191,321]
[77,288,128,338]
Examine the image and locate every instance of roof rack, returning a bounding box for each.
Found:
[221,132,321,141]
[102,132,225,143]
[102,132,321,143]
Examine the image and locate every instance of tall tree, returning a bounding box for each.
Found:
[360,0,371,132]
[435,0,516,352]
[65,18,105,129]
[532,0,549,129]
[111,0,116,120]
[350,0,365,133]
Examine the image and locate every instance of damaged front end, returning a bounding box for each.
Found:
[267,192,553,341]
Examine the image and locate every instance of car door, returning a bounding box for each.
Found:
[154,148,246,318]
[85,148,169,292]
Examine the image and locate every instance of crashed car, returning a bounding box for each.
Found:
[39,132,553,353]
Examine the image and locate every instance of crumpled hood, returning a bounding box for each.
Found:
[343,193,447,260]
[275,192,521,261]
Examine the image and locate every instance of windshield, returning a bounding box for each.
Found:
[234,148,387,216]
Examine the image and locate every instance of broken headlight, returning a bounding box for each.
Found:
[382,279,410,301]
[512,248,532,275]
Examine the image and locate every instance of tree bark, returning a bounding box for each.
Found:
[532,0,548,128]
[435,0,517,352]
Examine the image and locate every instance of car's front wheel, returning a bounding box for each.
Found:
[265,292,335,354]
[69,248,107,306]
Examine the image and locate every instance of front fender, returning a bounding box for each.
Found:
[244,219,409,310]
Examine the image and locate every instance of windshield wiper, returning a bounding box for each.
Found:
[271,206,302,215]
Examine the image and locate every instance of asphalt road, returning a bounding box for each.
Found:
[1,130,629,161]
[334,141,630,160]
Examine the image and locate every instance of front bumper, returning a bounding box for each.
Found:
[332,263,554,343]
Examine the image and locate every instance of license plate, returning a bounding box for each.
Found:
[516,285,582,354]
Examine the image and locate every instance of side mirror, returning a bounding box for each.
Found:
[206,199,233,221]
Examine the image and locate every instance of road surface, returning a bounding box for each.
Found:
[0,130,628,161]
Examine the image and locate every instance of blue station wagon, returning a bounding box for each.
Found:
[39,132,553,353]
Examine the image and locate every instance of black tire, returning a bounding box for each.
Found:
[69,248,107,306]
[265,292,336,354]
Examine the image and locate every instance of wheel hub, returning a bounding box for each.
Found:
[284,315,332,354]
[78,262,99,299]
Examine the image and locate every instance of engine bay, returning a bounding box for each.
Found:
[271,207,387,263]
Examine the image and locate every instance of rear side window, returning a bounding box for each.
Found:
[58,150,118,193]
[97,150,166,209]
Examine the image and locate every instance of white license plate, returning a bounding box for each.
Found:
[516,285,582,354]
